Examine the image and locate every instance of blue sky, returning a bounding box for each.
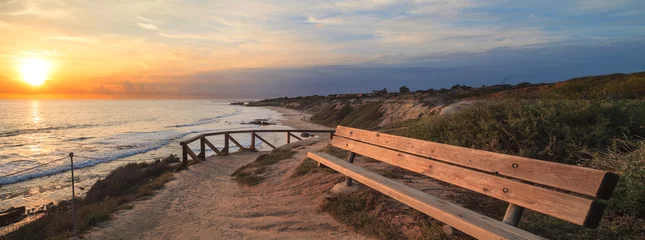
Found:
[1,0,644,98]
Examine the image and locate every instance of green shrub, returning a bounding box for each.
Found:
[399,99,645,164]
[590,141,645,217]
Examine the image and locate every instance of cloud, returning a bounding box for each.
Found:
[2,0,645,99]
[122,80,144,93]
[137,22,158,30]
[138,16,162,24]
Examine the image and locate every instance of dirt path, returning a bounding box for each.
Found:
[87,142,365,240]
[86,107,366,240]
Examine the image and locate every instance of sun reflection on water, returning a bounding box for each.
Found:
[31,100,40,124]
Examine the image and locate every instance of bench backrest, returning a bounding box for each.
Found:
[331,126,619,228]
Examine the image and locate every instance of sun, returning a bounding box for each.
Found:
[19,58,52,86]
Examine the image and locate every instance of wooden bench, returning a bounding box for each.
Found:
[308,126,620,240]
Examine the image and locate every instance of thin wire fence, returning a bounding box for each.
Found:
[0,155,69,180]
[0,146,184,238]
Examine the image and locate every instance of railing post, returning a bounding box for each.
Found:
[345,152,356,186]
[224,133,230,155]
[250,131,256,151]
[287,132,291,144]
[503,203,525,227]
[69,152,77,240]
[181,143,188,167]
[200,137,206,160]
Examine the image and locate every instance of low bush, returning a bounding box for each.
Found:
[398,99,645,164]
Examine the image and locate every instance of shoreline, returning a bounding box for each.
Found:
[75,106,357,239]
[4,106,332,237]
[268,106,333,135]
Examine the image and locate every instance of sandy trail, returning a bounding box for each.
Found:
[86,107,366,240]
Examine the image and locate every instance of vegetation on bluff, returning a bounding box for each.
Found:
[264,72,645,239]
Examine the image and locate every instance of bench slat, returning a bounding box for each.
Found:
[335,126,618,199]
[332,136,605,227]
[308,152,547,240]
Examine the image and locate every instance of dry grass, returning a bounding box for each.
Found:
[5,155,178,240]
[231,149,296,186]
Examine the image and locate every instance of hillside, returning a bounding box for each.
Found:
[247,71,645,239]
[248,71,645,130]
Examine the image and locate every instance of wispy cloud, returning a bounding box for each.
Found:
[138,16,162,24]
[137,22,159,30]
[1,0,644,98]
[158,33,217,41]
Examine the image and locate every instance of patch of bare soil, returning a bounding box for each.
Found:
[84,139,367,240]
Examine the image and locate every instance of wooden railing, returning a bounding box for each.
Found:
[178,129,335,167]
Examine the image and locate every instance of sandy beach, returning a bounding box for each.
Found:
[83,107,364,240]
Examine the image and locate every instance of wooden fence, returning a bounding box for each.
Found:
[178,129,335,166]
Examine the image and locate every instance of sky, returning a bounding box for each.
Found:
[0,0,644,99]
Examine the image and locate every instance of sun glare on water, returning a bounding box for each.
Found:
[19,58,52,86]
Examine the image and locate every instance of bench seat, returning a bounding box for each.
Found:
[309,152,546,240]
[308,126,620,239]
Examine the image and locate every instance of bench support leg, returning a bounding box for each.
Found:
[503,203,525,227]
[345,152,356,186]
[442,225,462,238]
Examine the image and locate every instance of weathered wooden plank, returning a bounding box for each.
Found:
[308,152,546,240]
[202,137,221,155]
[254,134,276,149]
[289,132,303,141]
[334,126,618,199]
[202,129,335,137]
[250,132,256,151]
[331,136,605,227]
[180,129,335,145]
[200,137,206,160]
[179,134,203,145]
[224,134,230,155]
[181,144,188,167]
[185,147,200,162]
[228,135,245,150]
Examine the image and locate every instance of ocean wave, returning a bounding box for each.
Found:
[167,107,243,128]
[0,124,99,138]
[0,130,196,186]
[0,120,267,186]
[64,137,95,142]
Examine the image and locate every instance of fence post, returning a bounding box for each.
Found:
[181,143,188,167]
[287,132,291,144]
[224,133,230,155]
[69,152,77,240]
[200,137,206,160]
[345,152,356,186]
[250,131,256,151]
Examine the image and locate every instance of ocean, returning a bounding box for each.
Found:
[0,100,289,211]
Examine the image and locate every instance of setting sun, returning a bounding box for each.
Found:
[19,58,51,86]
